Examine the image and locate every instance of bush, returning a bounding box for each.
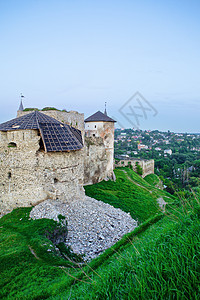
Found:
[23,108,39,111]
[41,107,59,111]
[135,162,143,175]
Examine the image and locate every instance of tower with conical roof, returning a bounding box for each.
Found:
[85,107,116,179]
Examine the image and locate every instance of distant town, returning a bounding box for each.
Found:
[114,128,200,191]
[114,129,200,159]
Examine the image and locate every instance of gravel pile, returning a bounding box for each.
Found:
[30,197,137,261]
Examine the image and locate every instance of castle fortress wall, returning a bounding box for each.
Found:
[0,108,145,216]
[0,129,84,217]
[115,159,154,178]
[84,137,108,185]
[85,121,115,182]
[17,110,114,184]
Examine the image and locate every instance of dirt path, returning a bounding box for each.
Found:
[121,170,153,194]
[122,170,167,211]
[28,245,40,260]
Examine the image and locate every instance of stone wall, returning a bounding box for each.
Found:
[85,121,115,179]
[84,137,108,185]
[17,110,115,183]
[0,129,84,217]
[0,109,116,215]
[115,159,154,178]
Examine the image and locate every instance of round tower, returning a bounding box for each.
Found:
[85,109,116,178]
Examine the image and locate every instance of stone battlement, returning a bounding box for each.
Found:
[115,159,154,178]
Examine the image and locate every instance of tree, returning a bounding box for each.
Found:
[135,162,143,176]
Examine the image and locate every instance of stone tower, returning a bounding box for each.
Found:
[0,111,84,216]
[85,110,116,178]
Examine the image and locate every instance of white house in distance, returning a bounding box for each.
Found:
[138,144,148,150]
[164,149,172,155]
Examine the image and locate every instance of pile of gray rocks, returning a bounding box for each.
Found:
[30,196,137,261]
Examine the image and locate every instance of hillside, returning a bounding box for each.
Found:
[85,168,173,223]
[0,168,199,299]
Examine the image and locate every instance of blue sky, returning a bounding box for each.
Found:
[0,0,199,132]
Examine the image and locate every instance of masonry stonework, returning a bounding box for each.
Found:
[84,137,108,185]
[0,128,84,217]
[0,109,115,216]
[115,159,154,178]
[85,121,115,181]
[0,107,155,217]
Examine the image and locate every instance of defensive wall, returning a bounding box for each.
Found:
[0,129,84,217]
[17,110,111,185]
[85,121,115,181]
[115,158,154,178]
[0,108,154,217]
[84,137,108,185]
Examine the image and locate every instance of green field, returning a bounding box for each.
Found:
[0,168,199,299]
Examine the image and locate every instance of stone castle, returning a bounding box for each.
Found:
[0,102,154,216]
[0,103,116,216]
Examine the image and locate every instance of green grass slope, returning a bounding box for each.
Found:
[144,173,160,186]
[57,204,200,300]
[84,167,174,223]
[0,208,82,299]
[0,168,199,299]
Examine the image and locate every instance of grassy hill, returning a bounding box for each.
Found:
[0,168,199,299]
[85,168,173,223]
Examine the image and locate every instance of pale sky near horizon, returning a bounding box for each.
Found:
[0,0,200,132]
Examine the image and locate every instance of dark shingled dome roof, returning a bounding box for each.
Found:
[85,111,116,122]
[0,111,83,152]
